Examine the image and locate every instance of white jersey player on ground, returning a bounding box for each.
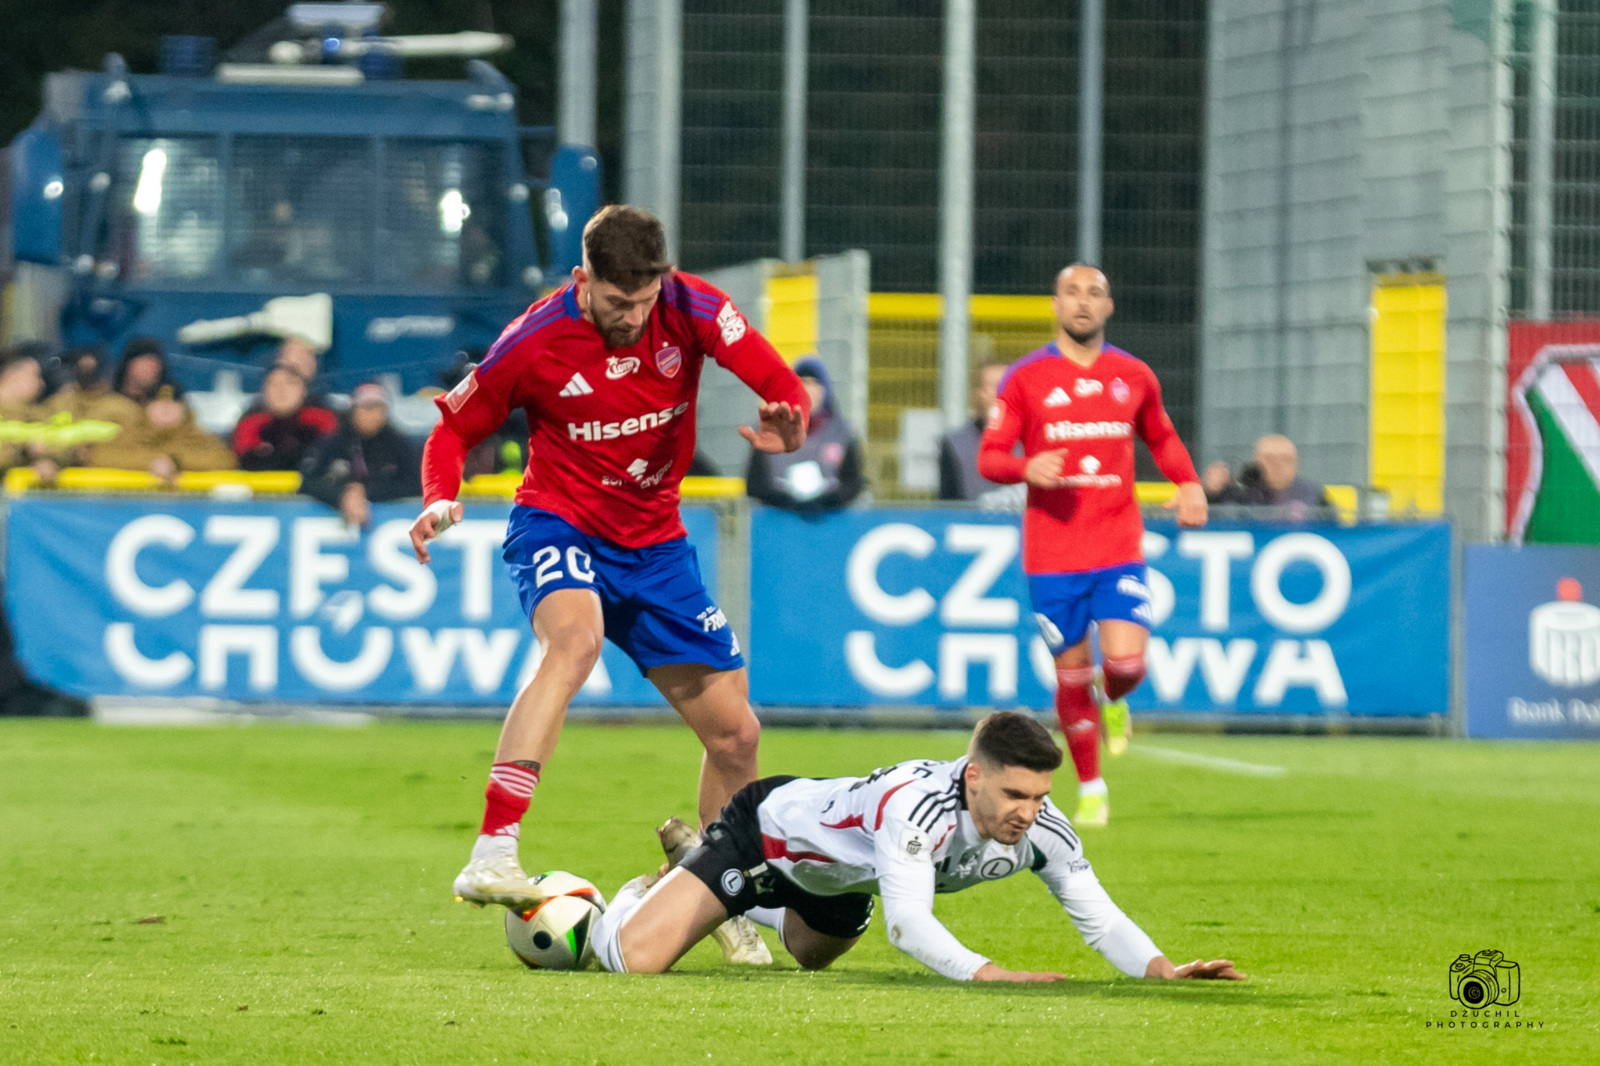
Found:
[591,713,1246,982]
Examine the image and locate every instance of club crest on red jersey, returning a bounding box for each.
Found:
[1110,378,1130,404]
[655,346,683,378]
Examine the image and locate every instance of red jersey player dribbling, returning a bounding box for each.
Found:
[408,205,810,963]
[978,265,1207,826]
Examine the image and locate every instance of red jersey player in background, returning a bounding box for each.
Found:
[408,205,810,963]
[978,265,1207,827]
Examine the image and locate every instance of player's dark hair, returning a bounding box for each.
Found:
[582,205,673,291]
[969,712,1063,773]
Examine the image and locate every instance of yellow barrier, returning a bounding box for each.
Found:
[3,467,302,495]
[1136,481,1359,523]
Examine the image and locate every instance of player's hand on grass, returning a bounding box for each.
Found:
[1145,956,1247,981]
[1166,480,1208,528]
[973,962,1065,983]
[740,400,807,453]
[1024,449,1070,490]
[409,500,463,564]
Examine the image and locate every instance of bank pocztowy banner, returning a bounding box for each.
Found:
[1505,320,1600,544]
[1464,544,1600,738]
[6,499,718,705]
[748,510,1450,715]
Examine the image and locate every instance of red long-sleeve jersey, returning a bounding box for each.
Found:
[422,272,810,548]
[978,342,1198,574]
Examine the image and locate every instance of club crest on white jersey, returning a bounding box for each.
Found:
[559,371,594,397]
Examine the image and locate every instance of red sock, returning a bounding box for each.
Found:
[1055,665,1099,784]
[480,761,540,838]
[1102,654,1147,702]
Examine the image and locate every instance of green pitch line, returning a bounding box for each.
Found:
[1,721,1596,1065]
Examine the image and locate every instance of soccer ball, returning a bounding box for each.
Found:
[503,871,607,971]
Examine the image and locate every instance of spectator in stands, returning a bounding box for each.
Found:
[745,356,864,514]
[300,382,421,528]
[1202,460,1247,505]
[939,358,1014,502]
[48,346,142,433]
[273,336,329,407]
[1240,435,1328,512]
[113,337,183,406]
[232,365,337,471]
[0,348,77,480]
[88,385,237,482]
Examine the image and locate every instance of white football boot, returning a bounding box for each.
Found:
[656,816,773,965]
[452,844,547,910]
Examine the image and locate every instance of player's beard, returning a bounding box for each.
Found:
[597,318,644,349]
[1063,320,1104,346]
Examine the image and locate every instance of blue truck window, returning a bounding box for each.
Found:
[110,137,223,282]
[379,140,507,290]
[227,135,375,286]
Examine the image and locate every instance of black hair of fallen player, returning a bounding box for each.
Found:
[582,205,674,292]
[970,712,1064,773]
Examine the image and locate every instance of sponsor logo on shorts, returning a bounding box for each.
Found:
[1043,419,1131,443]
[717,301,747,346]
[567,402,691,442]
[1074,378,1103,397]
[721,868,745,896]
[1034,612,1064,648]
[1117,575,1151,601]
[698,606,730,632]
[607,354,641,379]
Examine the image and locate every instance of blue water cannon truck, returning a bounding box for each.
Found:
[2,2,599,396]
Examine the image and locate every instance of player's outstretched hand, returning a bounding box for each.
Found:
[972,962,1066,983]
[410,500,464,564]
[1023,449,1070,490]
[740,400,807,453]
[1145,956,1248,981]
[1166,480,1208,528]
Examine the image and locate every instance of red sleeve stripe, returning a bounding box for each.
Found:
[873,780,915,830]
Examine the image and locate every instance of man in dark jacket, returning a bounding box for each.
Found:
[232,366,337,471]
[939,358,1013,501]
[301,382,422,527]
[745,356,864,514]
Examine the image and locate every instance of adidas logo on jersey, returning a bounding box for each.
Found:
[1044,387,1071,407]
[559,372,594,397]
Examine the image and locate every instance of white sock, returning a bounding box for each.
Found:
[591,877,653,973]
[1079,777,1108,797]
[470,833,518,863]
[745,906,785,932]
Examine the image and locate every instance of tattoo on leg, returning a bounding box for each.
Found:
[511,760,542,774]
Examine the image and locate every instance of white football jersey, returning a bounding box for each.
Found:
[755,758,1161,980]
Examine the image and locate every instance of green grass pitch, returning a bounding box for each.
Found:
[2,720,1597,1065]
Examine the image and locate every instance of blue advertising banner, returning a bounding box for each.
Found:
[5,498,719,706]
[748,510,1450,715]
[1464,544,1600,738]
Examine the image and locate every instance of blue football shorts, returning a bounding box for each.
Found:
[502,506,744,676]
[1028,562,1153,653]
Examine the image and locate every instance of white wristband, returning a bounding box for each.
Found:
[425,499,459,535]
